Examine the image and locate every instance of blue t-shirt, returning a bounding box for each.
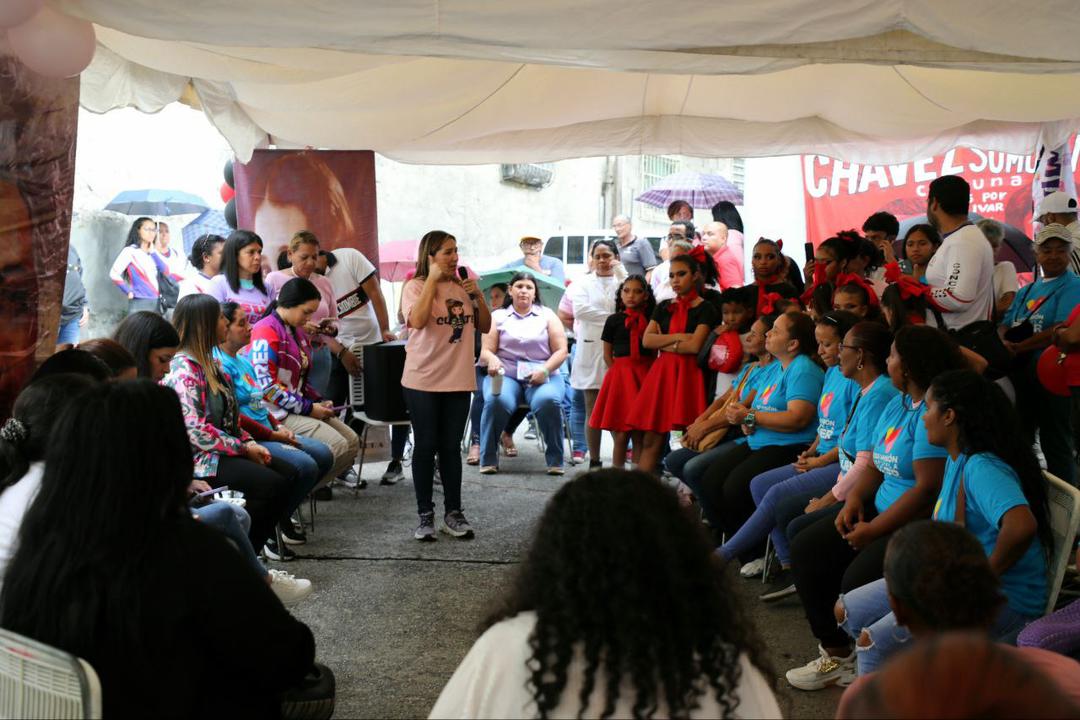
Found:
[1002,272,1080,333]
[933,452,1048,617]
[213,347,273,428]
[872,395,948,512]
[838,374,900,476]
[748,354,825,450]
[816,365,859,455]
[730,360,771,447]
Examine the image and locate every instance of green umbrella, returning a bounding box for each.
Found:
[477,266,566,307]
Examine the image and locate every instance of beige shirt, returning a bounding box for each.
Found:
[401,278,477,392]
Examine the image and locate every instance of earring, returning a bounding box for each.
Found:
[857,361,864,370]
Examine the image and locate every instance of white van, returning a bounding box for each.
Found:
[542,231,664,282]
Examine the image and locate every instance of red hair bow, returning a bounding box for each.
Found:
[761,292,783,314]
[884,262,931,301]
[687,244,708,264]
[833,272,880,307]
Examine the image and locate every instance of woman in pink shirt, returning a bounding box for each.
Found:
[401,231,491,542]
[265,231,356,397]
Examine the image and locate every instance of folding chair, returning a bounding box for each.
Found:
[0,628,102,719]
[1044,471,1080,614]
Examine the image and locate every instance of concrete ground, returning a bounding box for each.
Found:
[282,433,843,719]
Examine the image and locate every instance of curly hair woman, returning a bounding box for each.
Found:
[431,469,780,719]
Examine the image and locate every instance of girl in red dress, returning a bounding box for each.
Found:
[630,255,720,473]
[590,275,657,468]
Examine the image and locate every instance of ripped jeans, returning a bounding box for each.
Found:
[838,577,1036,675]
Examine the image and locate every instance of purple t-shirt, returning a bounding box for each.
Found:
[492,305,555,380]
[208,275,270,325]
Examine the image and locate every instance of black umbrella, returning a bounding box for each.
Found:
[897,214,1034,274]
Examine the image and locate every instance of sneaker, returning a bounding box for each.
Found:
[381,460,404,486]
[759,569,797,603]
[269,569,313,606]
[524,419,538,440]
[785,646,856,691]
[280,522,307,546]
[336,467,366,490]
[571,450,586,465]
[739,557,766,578]
[441,510,475,539]
[312,486,332,501]
[414,511,437,542]
[263,538,296,561]
[290,513,304,533]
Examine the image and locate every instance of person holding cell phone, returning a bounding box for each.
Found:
[247,277,361,490]
[478,272,569,478]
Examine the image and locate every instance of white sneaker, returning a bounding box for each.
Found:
[785,645,856,691]
[739,557,766,578]
[269,569,313,606]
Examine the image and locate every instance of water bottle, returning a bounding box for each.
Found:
[490,367,505,396]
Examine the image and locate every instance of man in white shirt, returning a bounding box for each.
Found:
[1035,190,1080,275]
[922,175,995,329]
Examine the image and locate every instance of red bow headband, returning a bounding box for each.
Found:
[687,244,708,264]
[884,262,931,301]
[761,291,783,314]
[757,237,784,251]
[833,272,880,307]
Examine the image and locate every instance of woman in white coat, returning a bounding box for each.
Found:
[567,239,624,468]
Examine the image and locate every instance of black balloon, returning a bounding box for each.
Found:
[223,158,234,188]
[224,198,237,229]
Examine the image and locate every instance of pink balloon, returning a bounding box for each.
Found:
[0,0,43,29]
[7,6,95,78]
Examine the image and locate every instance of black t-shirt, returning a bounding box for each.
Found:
[602,312,657,359]
[651,299,721,334]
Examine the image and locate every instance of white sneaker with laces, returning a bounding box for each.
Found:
[739,557,766,578]
[268,569,313,606]
[785,645,856,691]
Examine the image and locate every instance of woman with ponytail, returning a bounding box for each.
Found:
[747,238,800,317]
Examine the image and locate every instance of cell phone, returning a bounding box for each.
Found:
[188,485,225,506]
[329,404,349,412]
[804,241,814,261]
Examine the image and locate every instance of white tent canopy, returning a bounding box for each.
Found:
[66,0,1080,163]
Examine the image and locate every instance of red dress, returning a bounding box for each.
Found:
[628,295,720,433]
[590,310,654,432]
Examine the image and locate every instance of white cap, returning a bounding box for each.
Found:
[1034,223,1072,246]
[1035,190,1078,221]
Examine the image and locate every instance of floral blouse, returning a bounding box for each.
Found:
[161,352,253,478]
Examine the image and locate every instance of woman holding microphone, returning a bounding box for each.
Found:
[402,231,491,542]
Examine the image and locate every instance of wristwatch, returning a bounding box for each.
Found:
[742,410,757,430]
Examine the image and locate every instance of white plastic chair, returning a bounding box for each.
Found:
[0,627,101,719]
[1043,471,1080,615]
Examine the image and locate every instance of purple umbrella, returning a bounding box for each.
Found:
[635,171,744,209]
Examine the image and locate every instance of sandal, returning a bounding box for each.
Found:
[501,432,518,457]
[466,443,480,465]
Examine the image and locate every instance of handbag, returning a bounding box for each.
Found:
[696,367,756,451]
[157,267,180,312]
[930,307,1013,380]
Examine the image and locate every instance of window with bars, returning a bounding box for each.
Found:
[638,155,681,220]
[730,158,746,192]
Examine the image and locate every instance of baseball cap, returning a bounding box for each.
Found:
[1034,223,1072,246]
[519,235,543,245]
[1035,191,1078,221]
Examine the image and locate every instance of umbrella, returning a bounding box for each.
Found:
[105,189,210,216]
[897,214,1034,273]
[635,171,743,209]
[378,239,420,282]
[181,209,231,255]
[478,266,566,307]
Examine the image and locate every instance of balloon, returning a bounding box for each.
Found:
[224,198,237,229]
[1037,346,1070,397]
[0,0,43,29]
[7,7,95,78]
[220,182,235,203]
[223,159,235,188]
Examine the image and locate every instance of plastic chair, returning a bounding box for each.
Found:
[1044,470,1080,615]
[0,628,102,719]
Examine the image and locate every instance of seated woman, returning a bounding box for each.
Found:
[665,312,775,497]
[479,272,569,475]
[466,283,507,465]
[715,311,861,571]
[431,469,781,718]
[0,380,316,717]
[837,521,1080,717]
[836,369,1051,675]
[162,294,296,559]
[0,374,96,580]
[216,301,335,547]
[248,278,361,490]
[113,310,180,381]
[77,338,138,380]
[785,325,966,691]
[691,312,824,543]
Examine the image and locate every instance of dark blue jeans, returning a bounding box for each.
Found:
[404,388,470,515]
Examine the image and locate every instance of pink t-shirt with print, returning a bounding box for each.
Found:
[400,278,477,392]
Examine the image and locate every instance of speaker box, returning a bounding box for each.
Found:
[362,341,409,422]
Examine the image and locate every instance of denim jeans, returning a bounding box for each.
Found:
[191,501,266,579]
[480,373,566,468]
[565,344,586,454]
[664,439,736,489]
[839,577,1036,675]
[719,463,839,566]
[263,436,333,517]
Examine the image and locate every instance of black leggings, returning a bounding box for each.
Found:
[404,389,470,515]
[212,455,295,551]
[698,442,809,546]
[788,504,891,649]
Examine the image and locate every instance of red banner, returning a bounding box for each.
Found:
[802,140,1080,245]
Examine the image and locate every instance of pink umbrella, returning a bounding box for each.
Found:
[378,240,420,282]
